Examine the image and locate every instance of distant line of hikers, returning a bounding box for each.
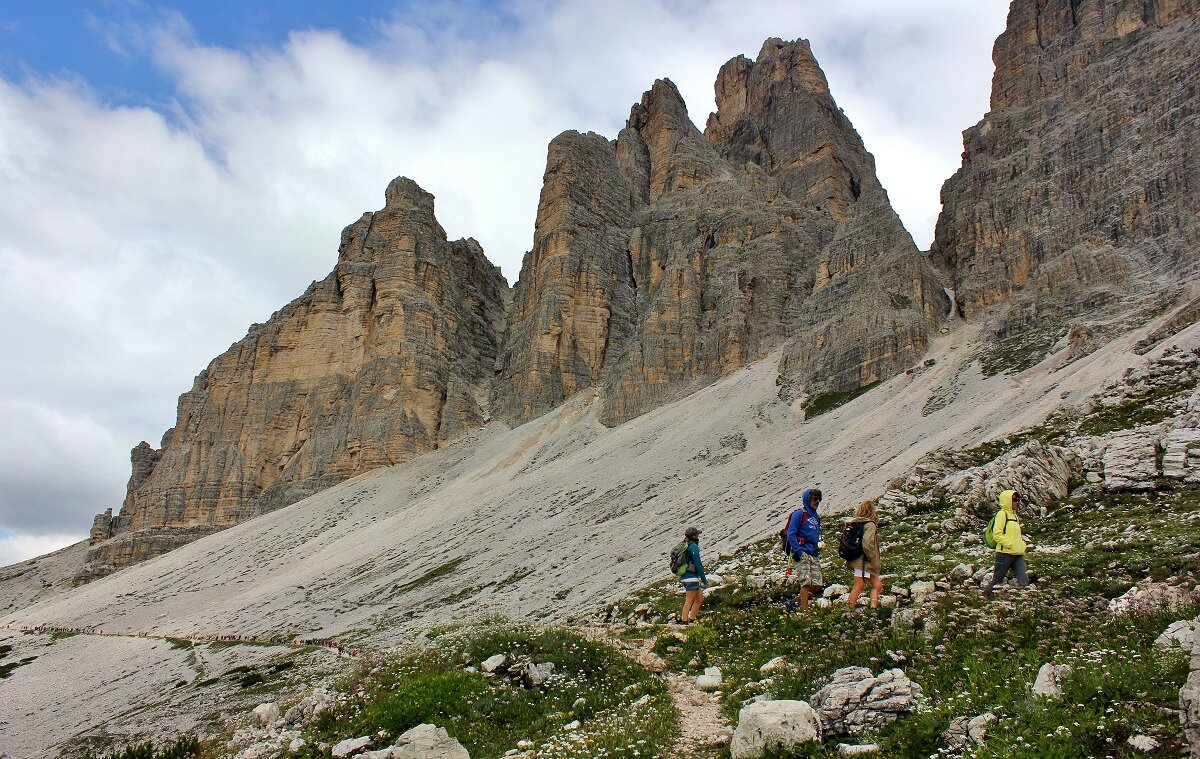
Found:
[670,487,1028,623]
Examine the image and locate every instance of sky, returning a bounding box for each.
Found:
[0,0,1011,566]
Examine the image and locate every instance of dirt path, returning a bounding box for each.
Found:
[607,633,733,756]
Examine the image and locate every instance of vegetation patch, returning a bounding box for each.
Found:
[82,736,200,759]
[976,329,1061,377]
[0,654,37,678]
[294,620,675,758]
[391,556,468,596]
[805,382,881,419]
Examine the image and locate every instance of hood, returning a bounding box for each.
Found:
[802,488,816,511]
[998,490,1017,513]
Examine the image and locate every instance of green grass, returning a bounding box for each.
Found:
[293,620,675,759]
[1076,375,1197,437]
[977,329,1061,377]
[805,382,881,418]
[391,556,468,596]
[82,736,200,759]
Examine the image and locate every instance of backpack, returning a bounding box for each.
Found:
[669,541,691,577]
[983,511,1005,549]
[838,520,867,561]
[778,510,809,558]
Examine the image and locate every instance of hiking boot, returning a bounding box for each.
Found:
[783,597,797,614]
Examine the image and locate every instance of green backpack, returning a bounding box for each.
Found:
[983,512,1004,549]
[669,542,691,577]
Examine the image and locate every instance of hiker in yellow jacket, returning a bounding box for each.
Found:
[983,489,1028,600]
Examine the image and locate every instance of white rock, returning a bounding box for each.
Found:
[823,584,850,600]
[1109,581,1195,616]
[1127,734,1161,752]
[760,656,788,674]
[517,739,534,749]
[524,661,555,687]
[289,739,306,752]
[730,700,821,759]
[1102,431,1160,490]
[966,712,996,742]
[810,667,924,736]
[909,581,936,603]
[947,564,974,583]
[879,595,898,608]
[697,666,723,690]
[1031,663,1072,699]
[481,654,507,673]
[564,720,581,730]
[251,702,280,728]
[332,736,373,758]
[707,574,724,586]
[1155,620,1198,650]
[391,724,470,758]
[836,744,879,756]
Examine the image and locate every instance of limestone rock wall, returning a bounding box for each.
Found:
[80,178,509,582]
[496,39,948,425]
[931,0,1200,327]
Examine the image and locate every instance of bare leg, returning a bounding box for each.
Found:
[869,575,883,608]
[799,584,821,611]
[692,589,704,621]
[847,576,865,605]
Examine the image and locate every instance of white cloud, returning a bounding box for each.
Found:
[0,0,1010,558]
[0,532,86,568]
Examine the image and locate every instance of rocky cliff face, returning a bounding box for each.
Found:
[495,39,947,424]
[931,0,1199,333]
[79,178,509,582]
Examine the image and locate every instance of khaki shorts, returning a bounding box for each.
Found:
[791,553,824,587]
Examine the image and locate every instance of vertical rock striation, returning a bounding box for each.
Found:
[79,178,508,582]
[496,39,947,424]
[931,0,1200,330]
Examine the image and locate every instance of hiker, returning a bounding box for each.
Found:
[785,488,823,612]
[678,527,708,623]
[983,489,1028,600]
[844,499,883,608]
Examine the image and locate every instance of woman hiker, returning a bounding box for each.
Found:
[678,526,709,623]
[845,499,883,608]
[983,489,1028,600]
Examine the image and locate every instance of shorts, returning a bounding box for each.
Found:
[681,576,703,590]
[853,568,876,578]
[790,553,824,587]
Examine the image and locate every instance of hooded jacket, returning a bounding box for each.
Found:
[787,489,822,558]
[994,490,1027,555]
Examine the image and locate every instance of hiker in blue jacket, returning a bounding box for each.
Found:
[679,527,709,624]
[785,488,824,612]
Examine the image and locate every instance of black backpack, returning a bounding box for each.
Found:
[669,541,691,577]
[837,521,867,561]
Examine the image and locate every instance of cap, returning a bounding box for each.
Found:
[685,526,701,538]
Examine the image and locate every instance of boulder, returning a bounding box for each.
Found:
[481,654,507,673]
[1031,663,1072,699]
[697,666,723,690]
[1162,429,1200,482]
[390,724,470,759]
[836,744,879,756]
[524,662,555,688]
[809,667,923,736]
[823,584,850,600]
[1155,620,1199,650]
[909,581,936,603]
[1101,431,1160,491]
[1181,625,1200,755]
[251,702,279,728]
[731,700,821,759]
[760,656,788,674]
[947,564,974,583]
[1109,581,1196,616]
[284,689,333,727]
[332,736,373,758]
[936,440,1079,517]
